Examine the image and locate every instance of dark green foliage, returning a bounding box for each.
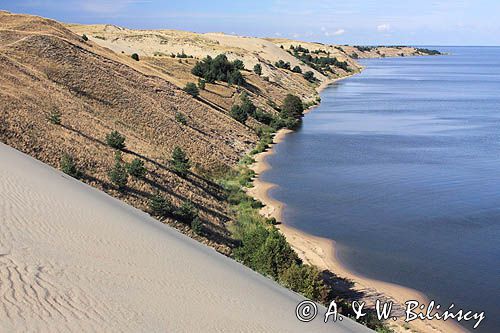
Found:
[176,50,193,58]
[240,94,256,116]
[171,146,190,176]
[131,53,139,61]
[48,110,61,125]
[281,94,304,118]
[253,109,273,125]
[106,130,126,150]
[230,105,248,124]
[183,82,199,97]
[126,158,146,178]
[82,34,88,42]
[198,78,206,90]
[275,60,291,70]
[351,52,359,59]
[232,59,245,70]
[60,153,81,178]
[191,54,246,85]
[191,217,203,235]
[354,45,374,52]
[108,152,128,189]
[303,71,315,82]
[149,193,173,217]
[175,200,198,224]
[292,65,302,73]
[416,48,441,55]
[175,112,187,125]
[278,263,329,302]
[290,44,309,53]
[253,63,262,75]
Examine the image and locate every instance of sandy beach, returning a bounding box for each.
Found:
[247,81,469,333]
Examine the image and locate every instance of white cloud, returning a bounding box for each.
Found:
[377,24,391,32]
[324,28,345,37]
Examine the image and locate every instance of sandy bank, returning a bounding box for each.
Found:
[0,143,372,332]
[247,78,468,333]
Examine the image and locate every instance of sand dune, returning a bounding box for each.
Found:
[0,143,371,332]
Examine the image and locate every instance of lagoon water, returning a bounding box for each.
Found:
[263,47,500,332]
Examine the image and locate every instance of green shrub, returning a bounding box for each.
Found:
[175,112,187,125]
[149,193,173,217]
[131,53,139,61]
[253,109,273,125]
[191,54,245,85]
[82,34,88,42]
[281,94,304,119]
[303,71,315,82]
[175,200,198,224]
[232,59,245,70]
[108,152,128,189]
[48,110,61,125]
[183,82,199,97]
[278,263,329,302]
[171,146,191,176]
[230,105,248,124]
[106,130,126,150]
[191,217,203,235]
[253,63,262,75]
[60,153,80,178]
[275,60,291,70]
[292,66,302,73]
[126,158,146,178]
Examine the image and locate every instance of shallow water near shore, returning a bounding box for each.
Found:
[263,47,500,332]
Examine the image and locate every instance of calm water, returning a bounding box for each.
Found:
[263,47,500,332]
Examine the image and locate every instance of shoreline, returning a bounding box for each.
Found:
[247,74,468,333]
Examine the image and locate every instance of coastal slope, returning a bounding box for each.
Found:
[0,142,372,332]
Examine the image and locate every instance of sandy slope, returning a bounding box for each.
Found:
[0,143,371,332]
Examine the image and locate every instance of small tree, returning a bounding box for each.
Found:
[175,112,187,125]
[106,130,126,150]
[303,71,315,82]
[281,94,304,118]
[48,110,61,125]
[60,153,80,178]
[175,200,198,224]
[131,53,139,61]
[126,158,146,178]
[171,146,190,176]
[292,66,302,74]
[230,105,248,124]
[149,193,173,217]
[108,152,128,189]
[82,34,88,42]
[183,82,199,97]
[253,63,262,75]
[191,217,203,235]
[232,59,245,70]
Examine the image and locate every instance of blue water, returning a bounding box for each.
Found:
[263,47,500,332]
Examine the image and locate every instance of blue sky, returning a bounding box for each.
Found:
[1,0,499,46]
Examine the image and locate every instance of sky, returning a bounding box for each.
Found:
[1,0,499,46]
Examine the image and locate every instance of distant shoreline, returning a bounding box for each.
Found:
[247,70,468,333]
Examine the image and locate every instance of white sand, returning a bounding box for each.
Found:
[0,143,371,332]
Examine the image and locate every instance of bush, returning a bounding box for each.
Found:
[230,105,248,124]
[292,66,302,73]
[108,152,128,189]
[60,153,80,178]
[278,263,329,302]
[281,94,304,119]
[48,110,61,125]
[275,60,291,70]
[131,53,139,61]
[191,217,203,235]
[303,71,315,82]
[253,63,262,75]
[82,34,88,42]
[175,112,187,125]
[183,82,199,97]
[149,193,173,217]
[253,109,273,125]
[171,146,190,176]
[126,158,146,178]
[106,130,126,150]
[232,59,245,70]
[175,200,198,224]
[191,54,246,85]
